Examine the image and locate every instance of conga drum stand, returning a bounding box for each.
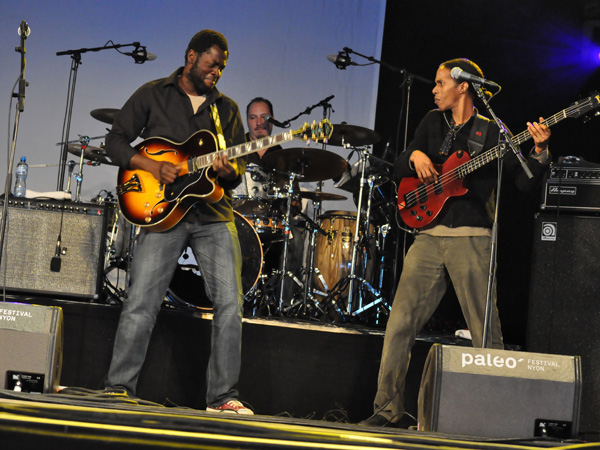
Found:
[325,147,390,319]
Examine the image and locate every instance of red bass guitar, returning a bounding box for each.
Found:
[397,93,600,229]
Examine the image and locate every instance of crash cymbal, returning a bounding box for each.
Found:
[67,143,115,165]
[328,123,381,147]
[261,147,348,182]
[90,108,120,125]
[298,191,347,202]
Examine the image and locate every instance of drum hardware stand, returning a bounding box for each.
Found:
[352,224,391,322]
[55,134,105,200]
[285,201,327,319]
[322,147,390,320]
[104,218,137,302]
[65,160,76,198]
[351,175,391,318]
[275,171,310,314]
[73,135,90,202]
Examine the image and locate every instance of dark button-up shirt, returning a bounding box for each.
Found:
[106,67,247,222]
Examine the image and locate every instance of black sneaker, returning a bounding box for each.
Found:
[359,414,395,427]
[359,413,416,429]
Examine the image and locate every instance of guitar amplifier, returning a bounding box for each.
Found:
[540,159,600,212]
[0,198,107,299]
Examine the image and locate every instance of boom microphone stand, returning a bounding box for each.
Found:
[333,47,431,295]
[55,41,153,191]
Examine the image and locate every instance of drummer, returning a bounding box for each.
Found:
[233,97,282,201]
[233,97,304,307]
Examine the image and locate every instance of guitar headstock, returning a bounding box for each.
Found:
[567,91,600,120]
[292,119,333,143]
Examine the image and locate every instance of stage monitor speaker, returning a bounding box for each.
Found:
[0,199,106,299]
[0,302,63,393]
[527,212,600,435]
[418,344,581,439]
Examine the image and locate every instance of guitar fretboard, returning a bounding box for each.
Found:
[193,131,295,170]
[457,98,595,179]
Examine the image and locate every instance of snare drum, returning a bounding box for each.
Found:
[233,196,285,242]
[166,211,263,310]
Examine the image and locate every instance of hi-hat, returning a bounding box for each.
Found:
[298,191,347,202]
[261,147,348,182]
[328,123,381,147]
[91,108,120,125]
[67,144,115,165]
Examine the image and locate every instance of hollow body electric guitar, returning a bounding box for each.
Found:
[117,120,333,232]
[397,93,600,229]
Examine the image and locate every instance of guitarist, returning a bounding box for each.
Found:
[104,30,252,414]
[361,58,551,428]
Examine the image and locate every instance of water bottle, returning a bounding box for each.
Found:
[14,156,28,198]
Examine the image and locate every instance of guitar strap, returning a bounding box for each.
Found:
[209,103,227,151]
[467,113,491,157]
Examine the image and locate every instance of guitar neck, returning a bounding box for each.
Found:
[194,130,296,169]
[461,106,571,177]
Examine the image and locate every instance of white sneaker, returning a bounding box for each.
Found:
[206,400,254,415]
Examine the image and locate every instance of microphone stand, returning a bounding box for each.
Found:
[472,83,533,348]
[55,41,147,191]
[279,95,335,128]
[340,47,431,289]
[0,21,30,281]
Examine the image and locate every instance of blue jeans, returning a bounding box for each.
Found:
[106,214,244,407]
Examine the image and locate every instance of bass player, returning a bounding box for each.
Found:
[361,58,551,427]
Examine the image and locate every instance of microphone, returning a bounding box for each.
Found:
[50,235,62,272]
[125,43,157,64]
[264,114,288,128]
[18,20,30,38]
[327,51,355,70]
[450,67,499,88]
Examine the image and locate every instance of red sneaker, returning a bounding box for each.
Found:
[206,400,254,415]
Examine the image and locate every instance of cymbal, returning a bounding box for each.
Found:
[261,147,348,182]
[328,123,381,147]
[67,144,115,165]
[90,108,120,125]
[298,191,347,202]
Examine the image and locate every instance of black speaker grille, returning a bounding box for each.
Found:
[0,200,106,299]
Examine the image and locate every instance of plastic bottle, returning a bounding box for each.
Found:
[14,156,28,198]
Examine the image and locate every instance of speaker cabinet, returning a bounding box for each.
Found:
[0,199,106,299]
[418,344,581,438]
[0,302,63,393]
[528,212,600,435]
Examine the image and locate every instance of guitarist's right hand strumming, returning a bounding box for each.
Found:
[130,153,179,185]
[410,150,439,185]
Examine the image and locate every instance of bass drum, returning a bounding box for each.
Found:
[166,211,263,310]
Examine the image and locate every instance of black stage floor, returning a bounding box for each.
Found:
[0,295,596,447]
[0,390,592,450]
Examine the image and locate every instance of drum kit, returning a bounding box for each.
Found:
[227,123,395,323]
[78,109,395,323]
